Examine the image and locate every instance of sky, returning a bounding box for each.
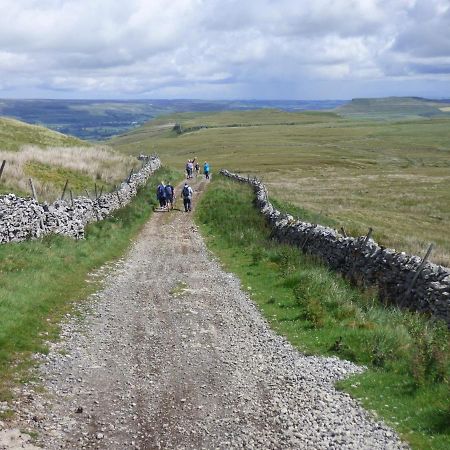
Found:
[0,0,449,100]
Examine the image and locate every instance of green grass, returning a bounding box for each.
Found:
[110,109,450,266]
[0,117,83,151]
[196,176,450,450]
[0,166,181,405]
[337,97,450,120]
[24,161,110,197]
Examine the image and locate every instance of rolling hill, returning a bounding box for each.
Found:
[0,99,346,140]
[337,96,450,120]
[109,108,450,267]
[0,117,138,200]
[0,116,84,151]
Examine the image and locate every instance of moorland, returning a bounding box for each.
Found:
[0,117,139,200]
[0,97,449,449]
[0,98,345,141]
[110,98,450,267]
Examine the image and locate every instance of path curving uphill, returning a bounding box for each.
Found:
[2,178,407,449]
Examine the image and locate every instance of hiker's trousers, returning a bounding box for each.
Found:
[183,198,192,211]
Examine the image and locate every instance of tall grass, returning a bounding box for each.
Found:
[0,145,138,201]
[0,167,181,405]
[196,176,450,450]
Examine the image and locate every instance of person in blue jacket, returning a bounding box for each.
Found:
[156,181,167,209]
[203,161,210,180]
[165,183,175,210]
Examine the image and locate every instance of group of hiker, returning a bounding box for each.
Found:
[185,158,210,180]
[156,159,210,213]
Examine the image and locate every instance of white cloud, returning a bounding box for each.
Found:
[0,0,448,98]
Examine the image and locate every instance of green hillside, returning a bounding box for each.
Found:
[109,109,450,267]
[337,97,450,120]
[0,116,84,151]
[0,117,138,201]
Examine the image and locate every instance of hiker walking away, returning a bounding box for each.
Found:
[203,161,210,180]
[187,160,194,179]
[182,182,193,212]
[185,160,191,179]
[194,161,200,177]
[165,182,175,210]
[156,181,167,209]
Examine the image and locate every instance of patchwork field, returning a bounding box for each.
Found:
[110,109,450,266]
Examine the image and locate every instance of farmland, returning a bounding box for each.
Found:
[110,107,450,266]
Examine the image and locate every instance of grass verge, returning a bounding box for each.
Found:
[0,166,181,407]
[196,175,449,450]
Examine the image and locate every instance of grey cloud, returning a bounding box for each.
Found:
[392,2,450,58]
[408,62,450,75]
[0,0,449,98]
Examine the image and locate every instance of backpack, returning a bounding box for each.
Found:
[157,185,165,197]
[182,186,190,198]
[165,185,173,197]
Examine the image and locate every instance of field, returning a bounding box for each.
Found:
[110,109,450,267]
[196,177,449,450]
[0,117,139,201]
[337,97,450,120]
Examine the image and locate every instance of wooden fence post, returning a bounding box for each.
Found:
[127,169,134,183]
[362,227,373,247]
[29,178,38,201]
[0,160,6,181]
[349,227,374,284]
[61,179,69,200]
[401,243,434,305]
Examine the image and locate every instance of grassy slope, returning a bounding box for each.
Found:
[0,167,181,405]
[109,109,450,266]
[0,116,83,151]
[196,176,449,450]
[337,97,450,120]
[0,117,139,201]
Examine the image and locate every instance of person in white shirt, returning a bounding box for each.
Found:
[181,183,193,212]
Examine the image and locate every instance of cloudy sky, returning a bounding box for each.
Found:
[0,0,449,99]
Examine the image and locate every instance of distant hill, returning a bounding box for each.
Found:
[0,116,84,151]
[337,97,450,120]
[0,99,347,141]
[108,109,341,156]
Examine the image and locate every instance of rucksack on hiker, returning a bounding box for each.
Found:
[157,185,165,197]
[182,186,190,198]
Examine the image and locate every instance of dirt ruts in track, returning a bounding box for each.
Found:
[1,177,407,449]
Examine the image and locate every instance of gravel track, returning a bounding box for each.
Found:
[1,178,408,449]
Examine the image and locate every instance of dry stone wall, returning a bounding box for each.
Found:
[0,156,161,243]
[220,169,450,327]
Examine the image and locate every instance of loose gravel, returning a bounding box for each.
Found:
[2,178,408,449]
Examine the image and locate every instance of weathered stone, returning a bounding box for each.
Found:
[0,156,161,245]
[220,169,450,327]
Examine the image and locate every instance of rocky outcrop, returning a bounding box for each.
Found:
[0,156,161,243]
[220,169,450,327]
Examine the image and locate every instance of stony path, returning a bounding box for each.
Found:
[1,178,407,449]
